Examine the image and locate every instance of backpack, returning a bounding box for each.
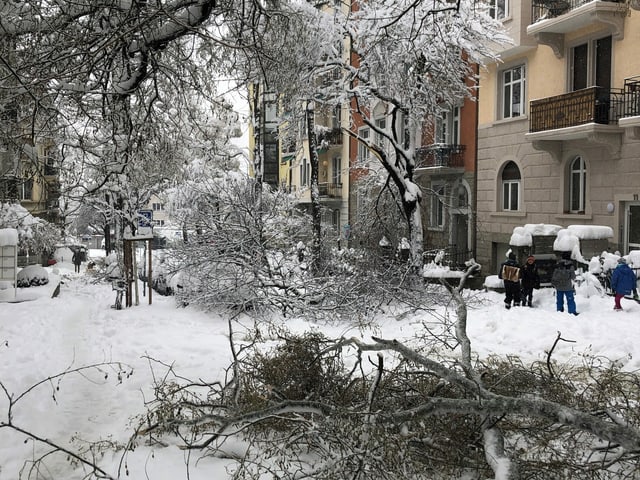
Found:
[501,264,520,282]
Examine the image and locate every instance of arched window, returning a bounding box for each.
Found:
[569,156,586,213]
[501,161,520,211]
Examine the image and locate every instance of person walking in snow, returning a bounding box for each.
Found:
[72,249,82,273]
[498,251,521,309]
[611,257,637,311]
[551,251,579,315]
[521,255,540,307]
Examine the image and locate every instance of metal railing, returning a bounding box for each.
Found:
[318,182,342,198]
[532,0,622,22]
[624,76,640,118]
[529,86,624,132]
[416,144,465,168]
[317,128,342,147]
[423,247,474,269]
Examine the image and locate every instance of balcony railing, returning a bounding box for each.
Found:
[423,247,474,269]
[624,76,640,118]
[529,86,624,133]
[317,128,342,148]
[532,0,622,22]
[416,144,465,168]
[318,182,342,198]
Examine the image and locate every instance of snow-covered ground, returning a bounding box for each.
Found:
[1,259,639,479]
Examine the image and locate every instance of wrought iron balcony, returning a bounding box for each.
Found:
[416,144,465,169]
[532,0,622,23]
[318,182,342,198]
[624,76,640,118]
[529,86,624,133]
[317,128,342,149]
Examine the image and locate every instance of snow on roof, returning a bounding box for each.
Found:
[0,228,18,246]
[509,224,613,248]
[567,225,613,240]
[509,224,563,246]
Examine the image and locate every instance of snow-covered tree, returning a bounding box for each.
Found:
[0,202,58,254]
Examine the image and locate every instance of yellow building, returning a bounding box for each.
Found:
[1,138,60,225]
[477,0,640,273]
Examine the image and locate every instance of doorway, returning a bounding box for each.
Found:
[626,203,640,252]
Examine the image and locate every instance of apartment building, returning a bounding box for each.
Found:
[0,139,61,226]
[477,0,640,273]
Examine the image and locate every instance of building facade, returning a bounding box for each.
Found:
[477,0,640,274]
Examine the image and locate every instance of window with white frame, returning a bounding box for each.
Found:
[435,106,460,145]
[331,156,341,185]
[300,158,310,186]
[374,117,386,147]
[570,36,611,92]
[501,161,520,211]
[569,156,586,213]
[152,203,164,211]
[357,127,370,165]
[488,0,507,19]
[332,209,340,229]
[430,183,446,228]
[18,178,33,201]
[501,65,525,119]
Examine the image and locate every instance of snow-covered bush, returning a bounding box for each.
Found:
[16,265,49,288]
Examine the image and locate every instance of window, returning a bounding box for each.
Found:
[374,117,386,147]
[402,114,411,150]
[152,203,164,211]
[435,106,460,145]
[332,209,340,229]
[571,36,611,92]
[331,156,341,185]
[430,184,446,228]
[18,178,33,201]
[357,127,370,164]
[502,65,525,119]
[300,158,310,186]
[489,0,507,19]
[569,156,586,213]
[501,161,520,211]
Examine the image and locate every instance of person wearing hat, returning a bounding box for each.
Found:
[611,257,637,311]
[498,250,522,309]
[521,255,540,307]
[551,251,579,315]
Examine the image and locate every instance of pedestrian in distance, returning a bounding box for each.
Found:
[551,251,579,316]
[611,257,637,311]
[72,249,82,274]
[521,255,540,307]
[498,251,521,309]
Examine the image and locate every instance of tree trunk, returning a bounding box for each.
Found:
[306,102,322,273]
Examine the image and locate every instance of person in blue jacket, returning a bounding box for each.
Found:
[611,257,638,311]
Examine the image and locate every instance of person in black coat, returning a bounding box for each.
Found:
[520,255,540,307]
[498,251,521,309]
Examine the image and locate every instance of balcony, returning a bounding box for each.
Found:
[525,86,625,158]
[416,144,465,169]
[318,182,342,198]
[528,0,627,57]
[317,128,342,151]
[619,76,640,139]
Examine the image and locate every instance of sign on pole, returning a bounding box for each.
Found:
[136,209,154,239]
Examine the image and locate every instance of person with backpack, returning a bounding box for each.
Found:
[72,248,82,273]
[551,251,579,315]
[498,251,521,309]
[521,255,540,307]
[611,257,637,311]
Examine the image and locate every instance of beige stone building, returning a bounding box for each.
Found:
[477,0,640,274]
